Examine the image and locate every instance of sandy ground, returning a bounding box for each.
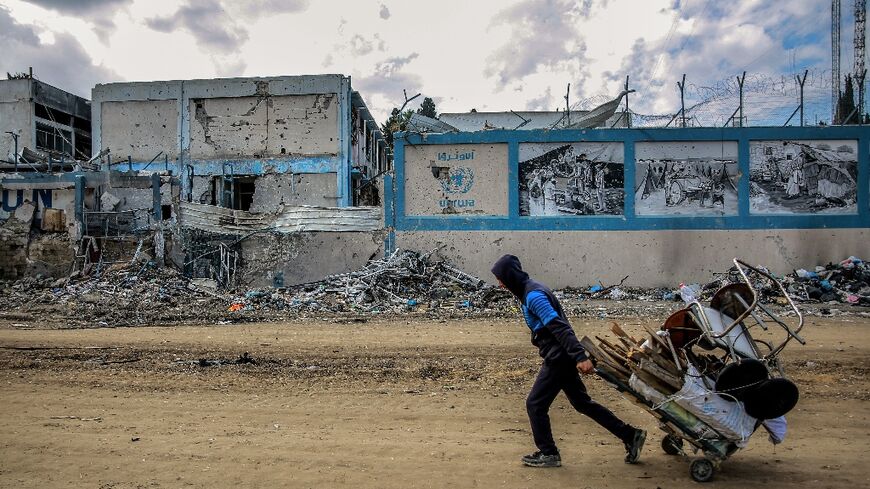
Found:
[0,315,868,488]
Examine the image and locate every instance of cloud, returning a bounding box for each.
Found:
[20,0,130,15]
[0,6,120,99]
[239,0,310,17]
[602,0,832,121]
[485,0,595,91]
[21,0,132,43]
[525,87,554,111]
[354,53,423,107]
[350,34,374,56]
[212,58,247,78]
[379,4,390,20]
[146,0,248,52]
[0,8,120,91]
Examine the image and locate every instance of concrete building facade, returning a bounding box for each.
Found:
[1,77,91,166]
[91,74,386,212]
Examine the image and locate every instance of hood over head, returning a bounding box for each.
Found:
[491,254,530,300]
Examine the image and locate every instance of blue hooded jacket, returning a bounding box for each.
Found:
[491,254,588,365]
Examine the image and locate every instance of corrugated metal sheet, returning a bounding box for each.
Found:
[407,113,459,133]
[178,202,381,234]
[437,90,633,131]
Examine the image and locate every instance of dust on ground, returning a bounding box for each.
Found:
[0,314,868,488]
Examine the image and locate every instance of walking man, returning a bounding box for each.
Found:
[491,254,646,467]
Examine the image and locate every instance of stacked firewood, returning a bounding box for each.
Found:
[580,323,687,395]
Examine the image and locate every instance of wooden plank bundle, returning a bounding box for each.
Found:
[583,322,687,395]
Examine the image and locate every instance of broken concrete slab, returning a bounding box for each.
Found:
[12,200,35,224]
[100,191,121,211]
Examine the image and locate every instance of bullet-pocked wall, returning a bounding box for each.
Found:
[92,75,357,208]
[387,126,869,287]
[0,79,32,161]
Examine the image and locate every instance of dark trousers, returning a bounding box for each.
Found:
[526,361,633,455]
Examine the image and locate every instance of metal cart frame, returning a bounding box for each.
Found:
[588,258,806,482]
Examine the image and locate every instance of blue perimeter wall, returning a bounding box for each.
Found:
[386,126,869,233]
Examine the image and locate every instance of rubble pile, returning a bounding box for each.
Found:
[237,249,511,314]
[0,262,230,326]
[1,252,866,328]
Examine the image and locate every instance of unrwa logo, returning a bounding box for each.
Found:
[440,167,474,194]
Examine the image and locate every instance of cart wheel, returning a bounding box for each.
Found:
[661,435,683,456]
[690,458,715,483]
[667,180,686,206]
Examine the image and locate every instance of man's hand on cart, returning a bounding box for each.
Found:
[577,359,595,375]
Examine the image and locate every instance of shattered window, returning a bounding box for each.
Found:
[214,175,256,211]
[35,122,73,156]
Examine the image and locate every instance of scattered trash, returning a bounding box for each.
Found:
[608,288,627,300]
[780,256,869,306]
[678,283,701,303]
[1,251,865,329]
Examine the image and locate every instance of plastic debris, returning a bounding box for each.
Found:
[678,283,701,303]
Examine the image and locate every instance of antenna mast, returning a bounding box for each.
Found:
[833,0,842,122]
[855,0,867,118]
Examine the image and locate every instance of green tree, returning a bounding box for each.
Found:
[381,97,438,152]
[417,97,437,118]
[380,107,413,151]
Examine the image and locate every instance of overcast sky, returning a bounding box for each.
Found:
[0,0,864,125]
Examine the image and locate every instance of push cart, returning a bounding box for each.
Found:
[582,258,805,482]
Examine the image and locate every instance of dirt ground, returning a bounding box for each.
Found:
[0,314,868,488]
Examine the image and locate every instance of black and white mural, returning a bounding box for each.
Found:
[635,142,739,216]
[519,143,624,216]
[749,140,858,214]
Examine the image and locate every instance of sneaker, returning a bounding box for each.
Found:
[521,451,561,467]
[624,429,646,464]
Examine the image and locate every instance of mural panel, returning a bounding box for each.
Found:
[749,140,858,214]
[635,141,739,216]
[404,143,508,216]
[519,143,624,216]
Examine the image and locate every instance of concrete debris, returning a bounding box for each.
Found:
[100,191,121,211]
[2,253,867,329]
[235,249,510,314]
[0,261,231,327]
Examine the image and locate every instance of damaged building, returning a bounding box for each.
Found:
[90,74,388,287]
[1,74,389,287]
[1,74,93,279]
[1,74,92,167]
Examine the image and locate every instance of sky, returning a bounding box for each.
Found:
[0,0,866,126]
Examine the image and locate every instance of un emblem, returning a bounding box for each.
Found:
[440,167,475,194]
